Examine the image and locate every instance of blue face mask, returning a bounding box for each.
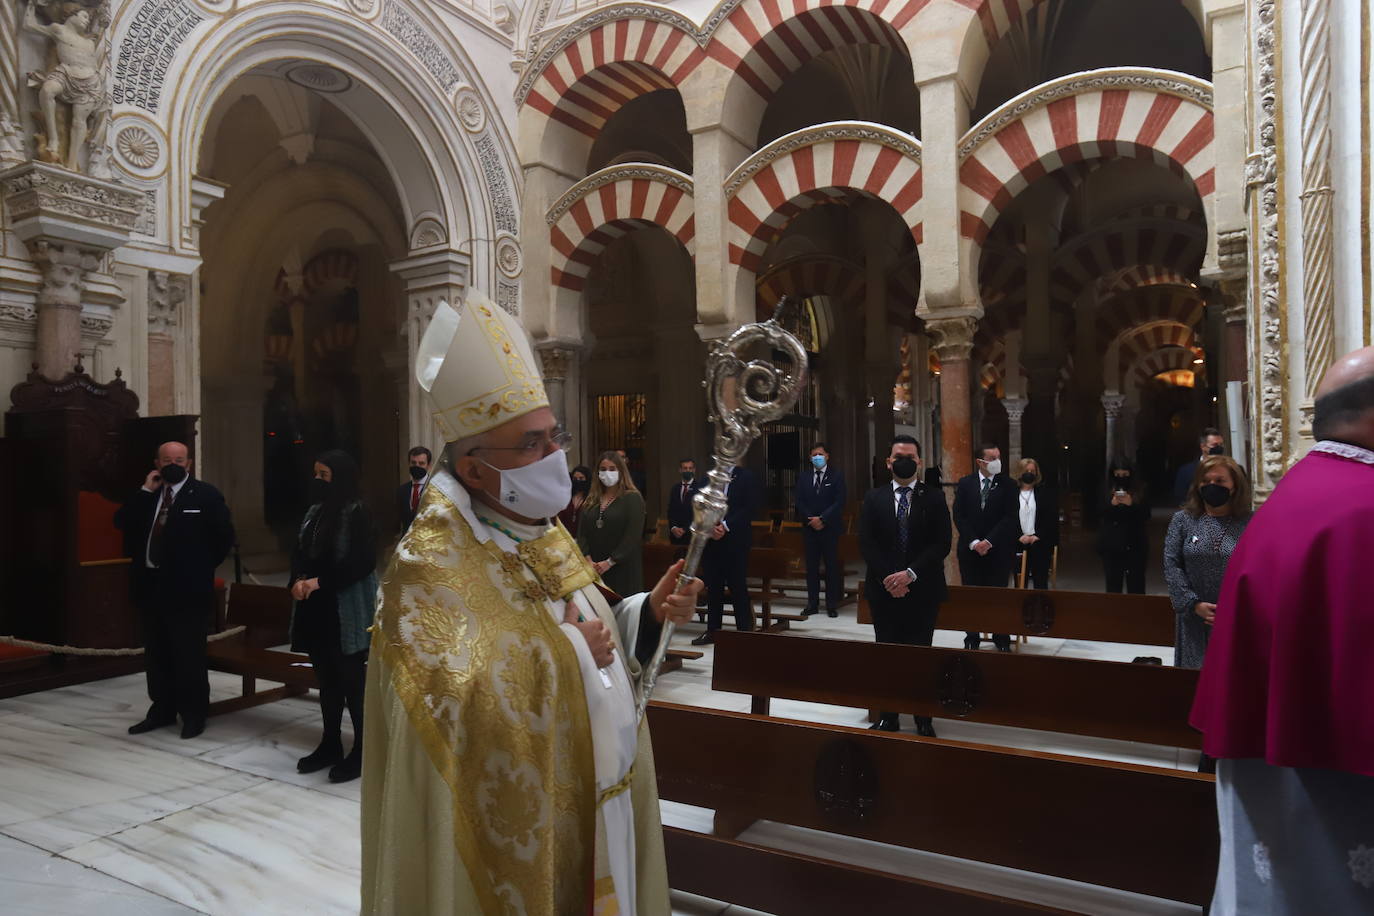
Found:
[811,454,827,469]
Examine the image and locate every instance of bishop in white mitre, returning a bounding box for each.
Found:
[361,290,702,915]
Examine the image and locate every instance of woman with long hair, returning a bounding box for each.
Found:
[1012,458,1059,589]
[1164,455,1251,669]
[1098,457,1149,594]
[289,449,376,783]
[558,464,593,537]
[576,450,645,598]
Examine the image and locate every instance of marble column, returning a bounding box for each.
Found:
[689,124,751,329]
[390,250,472,453]
[146,271,188,415]
[536,344,578,431]
[926,315,978,482]
[1101,393,1127,469]
[1001,397,1028,468]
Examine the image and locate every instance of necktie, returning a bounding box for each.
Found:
[411,482,421,511]
[681,483,688,503]
[150,485,174,567]
[896,486,911,556]
[980,476,991,509]
[814,471,821,490]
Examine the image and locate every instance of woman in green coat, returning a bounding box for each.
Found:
[577,450,645,597]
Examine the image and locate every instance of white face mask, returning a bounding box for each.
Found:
[984,459,1002,476]
[598,469,620,487]
[481,449,571,520]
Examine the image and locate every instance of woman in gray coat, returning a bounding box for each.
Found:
[1163,455,1251,668]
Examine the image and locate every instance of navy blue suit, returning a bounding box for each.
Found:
[795,464,846,610]
[702,467,758,632]
[953,471,1019,648]
[666,477,697,545]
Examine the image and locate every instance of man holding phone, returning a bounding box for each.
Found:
[114,441,235,739]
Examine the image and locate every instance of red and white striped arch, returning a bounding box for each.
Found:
[958,71,1215,248]
[725,125,923,273]
[1117,321,1197,369]
[961,1,1204,61]
[1130,346,1199,388]
[522,18,705,138]
[709,0,921,103]
[1096,286,1206,347]
[548,166,696,299]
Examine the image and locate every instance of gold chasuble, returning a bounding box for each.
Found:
[361,471,669,915]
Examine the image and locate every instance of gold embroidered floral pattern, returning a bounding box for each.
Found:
[517,521,597,600]
[373,487,594,915]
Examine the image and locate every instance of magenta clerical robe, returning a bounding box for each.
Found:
[1189,442,1374,777]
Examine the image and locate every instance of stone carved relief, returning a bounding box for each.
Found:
[496,280,519,316]
[3,162,142,230]
[382,3,462,93]
[1252,0,1285,486]
[925,315,978,362]
[537,347,573,379]
[495,235,522,279]
[473,133,517,234]
[23,0,113,174]
[147,270,187,334]
[112,0,203,115]
[958,70,1214,160]
[455,87,486,133]
[409,217,447,249]
[346,0,376,12]
[114,124,159,168]
[133,187,158,236]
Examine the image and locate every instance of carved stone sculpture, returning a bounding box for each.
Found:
[23,0,111,173]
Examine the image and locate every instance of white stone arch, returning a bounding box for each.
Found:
[157,2,518,294]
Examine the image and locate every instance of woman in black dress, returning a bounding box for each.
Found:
[289,450,376,783]
[1097,457,1149,594]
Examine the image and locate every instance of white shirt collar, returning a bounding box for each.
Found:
[891,478,916,492]
[165,477,188,499]
[412,473,429,486]
[1312,440,1374,465]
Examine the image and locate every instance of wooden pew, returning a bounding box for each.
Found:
[931,585,1175,646]
[649,701,1217,908]
[205,583,313,717]
[711,631,1201,748]
[749,546,805,632]
[663,826,1070,915]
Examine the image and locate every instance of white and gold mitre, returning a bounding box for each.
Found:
[415,289,549,441]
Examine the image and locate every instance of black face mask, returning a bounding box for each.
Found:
[1208,444,1225,456]
[681,471,694,482]
[309,478,332,505]
[1020,472,1037,485]
[891,457,918,481]
[408,465,427,481]
[571,477,590,493]
[1112,474,1132,488]
[1200,483,1232,508]
[159,464,187,485]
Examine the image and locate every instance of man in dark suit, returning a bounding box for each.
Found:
[953,442,1019,651]
[397,445,432,534]
[795,442,846,617]
[691,465,758,645]
[1173,427,1225,506]
[114,441,234,739]
[858,434,951,736]
[666,457,697,546]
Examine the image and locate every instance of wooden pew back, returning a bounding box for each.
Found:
[224,582,293,648]
[648,701,1216,905]
[938,585,1174,646]
[711,631,1201,748]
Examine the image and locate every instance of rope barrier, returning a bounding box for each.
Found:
[0,625,247,657]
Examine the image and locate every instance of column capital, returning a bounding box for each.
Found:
[1000,397,1028,423]
[187,176,228,250]
[924,314,978,362]
[389,249,472,292]
[535,342,582,380]
[1101,392,1128,418]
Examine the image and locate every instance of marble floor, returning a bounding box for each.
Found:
[0,585,1199,915]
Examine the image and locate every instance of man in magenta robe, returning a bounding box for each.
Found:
[1190,346,1374,913]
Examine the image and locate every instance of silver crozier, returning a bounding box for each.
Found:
[635,299,809,723]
